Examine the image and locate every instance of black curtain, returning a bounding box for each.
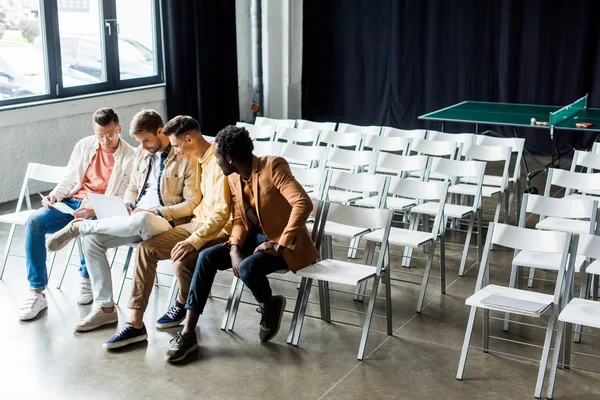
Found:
[302,0,600,154]
[161,0,239,136]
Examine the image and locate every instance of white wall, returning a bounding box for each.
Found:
[0,86,166,203]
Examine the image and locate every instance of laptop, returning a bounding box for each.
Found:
[87,193,130,220]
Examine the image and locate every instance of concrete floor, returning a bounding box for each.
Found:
[0,156,599,400]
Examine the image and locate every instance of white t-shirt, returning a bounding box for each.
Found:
[135,151,163,210]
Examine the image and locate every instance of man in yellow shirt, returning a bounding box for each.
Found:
[103,116,232,349]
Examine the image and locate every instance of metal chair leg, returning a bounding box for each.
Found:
[456,306,478,380]
[0,224,17,279]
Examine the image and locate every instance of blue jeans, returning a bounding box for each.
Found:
[25,198,89,290]
[186,232,288,314]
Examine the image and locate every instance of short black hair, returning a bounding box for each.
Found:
[215,125,254,163]
[162,115,201,137]
[93,108,119,127]
[130,109,164,136]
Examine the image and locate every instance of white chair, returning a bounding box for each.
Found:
[337,123,381,137]
[252,141,282,157]
[236,122,276,141]
[452,143,513,224]
[324,147,378,174]
[290,165,328,201]
[475,135,525,222]
[296,119,337,132]
[276,127,320,145]
[357,155,429,206]
[287,203,394,361]
[427,131,475,158]
[279,143,328,169]
[456,223,576,399]
[318,130,363,149]
[0,163,73,280]
[570,149,600,173]
[254,117,296,129]
[221,199,325,332]
[505,194,598,332]
[409,139,458,180]
[361,135,410,155]
[410,158,486,276]
[381,127,427,140]
[362,178,450,312]
[546,235,600,399]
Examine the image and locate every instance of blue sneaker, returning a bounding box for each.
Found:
[103,323,148,349]
[156,302,187,329]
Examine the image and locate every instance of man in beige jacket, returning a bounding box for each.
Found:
[46,110,200,333]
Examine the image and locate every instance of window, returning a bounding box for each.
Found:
[58,0,90,12]
[0,0,163,107]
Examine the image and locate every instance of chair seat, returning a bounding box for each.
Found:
[411,202,473,218]
[535,217,590,235]
[296,259,376,286]
[306,221,371,239]
[465,284,554,317]
[583,259,600,275]
[354,196,415,210]
[558,298,600,329]
[0,209,37,225]
[512,251,585,273]
[328,189,363,204]
[449,184,501,197]
[363,227,434,247]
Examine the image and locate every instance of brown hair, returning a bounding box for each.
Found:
[162,115,201,137]
[93,108,119,127]
[129,109,164,136]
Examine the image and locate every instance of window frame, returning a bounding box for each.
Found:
[0,0,164,108]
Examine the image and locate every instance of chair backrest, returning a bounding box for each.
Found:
[381,127,427,140]
[15,163,69,213]
[519,193,598,234]
[296,119,337,132]
[325,148,378,173]
[318,130,363,149]
[571,150,600,173]
[475,135,525,182]
[254,117,296,129]
[252,141,281,157]
[280,143,328,168]
[327,170,388,205]
[291,165,328,201]
[362,135,410,154]
[371,153,428,178]
[276,127,320,145]
[411,138,457,158]
[593,142,600,154]
[427,131,475,158]
[574,233,600,260]
[544,168,600,197]
[237,122,276,141]
[430,158,486,211]
[337,123,381,137]
[462,143,513,191]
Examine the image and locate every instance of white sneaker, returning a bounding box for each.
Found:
[78,277,93,305]
[75,307,118,332]
[19,292,48,321]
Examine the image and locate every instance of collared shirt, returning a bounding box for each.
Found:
[134,151,162,210]
[185,143,232,250]
[136,144,171,207]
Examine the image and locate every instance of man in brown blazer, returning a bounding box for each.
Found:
[164,124,318,363]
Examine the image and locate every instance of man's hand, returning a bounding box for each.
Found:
[171,241,196,262]
[254,241,284,256]
[41,195,57,208]
[230,245,244,278]
[132,208,159,216]
[126,204,133,215]
[72,207,96,219]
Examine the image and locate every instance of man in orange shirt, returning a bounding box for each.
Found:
[164,125,318,363]
[19,108,135,321]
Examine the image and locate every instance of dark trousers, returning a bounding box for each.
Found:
[185,232,288,314]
